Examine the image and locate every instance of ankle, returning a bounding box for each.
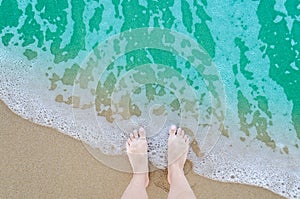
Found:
[132,173,149,186]
[133,173,148,177]
[168,164,183,172]
[168,165,184,184]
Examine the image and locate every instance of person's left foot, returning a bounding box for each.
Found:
[167,125,189,184]
[126,127,149,187]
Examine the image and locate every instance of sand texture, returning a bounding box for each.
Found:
[0,100,285,199]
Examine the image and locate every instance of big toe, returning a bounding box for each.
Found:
[133,129,139,139]
[177,128,184,137]
[169,125,177,136]
[139,127,146,139]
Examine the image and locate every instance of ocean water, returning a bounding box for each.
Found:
[0,0,299,198]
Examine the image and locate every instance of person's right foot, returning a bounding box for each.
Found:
[126,127,149,187]
[167,125,189,184]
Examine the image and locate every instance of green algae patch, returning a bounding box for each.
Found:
[283,146,289,154]
[36,0,68,25]
[49,73,60,90]
[162,7,175,28]
[255,95,272,118]
[89,4,104,32]
[193,0,215,58]
[237,91,252,136]
[93,71,145,124]
[292,104,300,140]
[23,49,38,60]
[61,64,80,85]
[145,84,156,102]
[149,50,177,74]
[129,103,142,117]
[47,0,86,63]
[103,72,117,93]
[237,89,276,149]
[120,0,150,31]
[181,39,191,49]
[106,26,113,34]
[152,106,166,116]
[0,0,22,33]
[1,33,14,46]
[220,124,229,138]
[192,49,210,66]
[55,94,80,108]
[252,110,276,149]
[170,99,180,112]
[249,83,258,92]
[147,0,176,28]
[18,4,44,48]
[112,0,121,18]
[36,0,68,59]
[132,65,155,83]
[55,94,64,103]
[232,64,240,88]
[95,74,116,123]
[125,50,151,71]
[133,87,141,95]
[181,0,193,33]
[113,39,121,54]
[234,33,275,148]
[284,0,300,19]
[234,37,253,80]
[78,60,95,89]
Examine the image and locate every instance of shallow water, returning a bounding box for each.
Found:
[0,0,299,198]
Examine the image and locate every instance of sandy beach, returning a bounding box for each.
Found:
[0,100,285,199]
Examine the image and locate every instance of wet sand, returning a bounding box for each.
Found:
[0,100,285,198]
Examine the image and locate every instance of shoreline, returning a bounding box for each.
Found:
[0,100,285,198]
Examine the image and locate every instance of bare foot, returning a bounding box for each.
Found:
[167,125,189,184]
[126,127,149,187]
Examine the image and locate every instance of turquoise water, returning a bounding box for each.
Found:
[0,0,299,198]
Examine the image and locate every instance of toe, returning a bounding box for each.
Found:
[181,129,185,137]
[169,125,177,136]
[133,129,138,138]
[130,133,134,141]
[127,138,132,145]
[178,128,184,136]
[184,135,188,142]
[126,138,131,149]
[139,127,146,139]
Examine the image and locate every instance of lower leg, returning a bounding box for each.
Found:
[168,165,195,199]
[122,173,148,199]
[167,125,196,199]
[121,128,149,199]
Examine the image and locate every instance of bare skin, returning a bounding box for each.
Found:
[167,125,196,199]
[121,125,196,199]
[121,127,149,199]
